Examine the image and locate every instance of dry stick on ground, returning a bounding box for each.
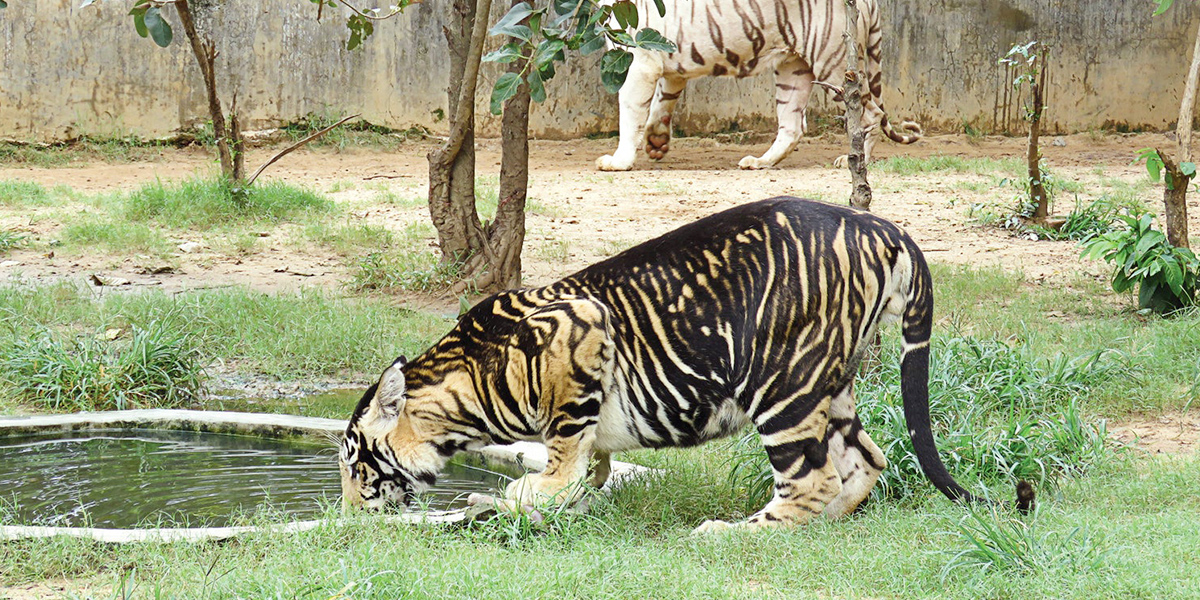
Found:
[1026,47,1049,222]
[1162,20,1200,249]
[842,0,872,211]
[175,0,243,183]
[243,115,359,187]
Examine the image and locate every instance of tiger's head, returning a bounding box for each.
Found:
[339,356,445,511]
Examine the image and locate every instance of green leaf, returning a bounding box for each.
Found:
[491,2,534,41]
[635,27,675,52]
[1182,162,1196,177]
[0,0,8,9]
[80,0,95,8]
[490,72,523,115]
[612,0,638,29]
[653,0,666,17]
[534,39,567,67]
[144,7,173,47]
[607,29,635,47]
[528,68,546,104]
[133,12,149,38]
[1153,0,1174,16]
[600,48,633,94]
[483,43,525,64]
[578,31,607,55]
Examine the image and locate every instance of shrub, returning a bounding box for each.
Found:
[120,177,333,229]
[1082,212,1200,313]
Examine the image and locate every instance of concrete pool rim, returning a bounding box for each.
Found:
[0,409,646,543]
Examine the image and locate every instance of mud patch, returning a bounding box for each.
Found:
[1110,413,1200,455]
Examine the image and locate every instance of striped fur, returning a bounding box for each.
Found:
[340,198,1027,531]
[595,0,922,172]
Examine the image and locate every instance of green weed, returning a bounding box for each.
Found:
[873,155,1023,176]
[305,221,395,256]
[0,230,24,254]
[61,218,173,256]
[2,321,203,411]
[120,177,333,229]
[350,250,463,293]
[942,506,1111,578]
[0,180,55,206]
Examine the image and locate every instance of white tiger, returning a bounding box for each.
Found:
[595,0,922,171]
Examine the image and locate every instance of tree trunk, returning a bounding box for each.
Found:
[842,0,871,211]
[455,0,530,293]
[1161,150,1192,250]
[486,22,532,291]
[1165,20,1200,249]
[428,0,492,268]
[175,0,242,184]
[1026,48,1048,221]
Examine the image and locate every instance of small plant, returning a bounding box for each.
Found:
[942,506,1110,578]
[120,177,333,229]
[1082,213,1200,313]
[1030,196,1124,241]
[0,230,25,254]
[2,321,204,411]
[350,251,464,293]
[1000,40,1052,222]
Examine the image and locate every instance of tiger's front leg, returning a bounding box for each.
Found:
[643,77,687,161]
[504,298,614,508]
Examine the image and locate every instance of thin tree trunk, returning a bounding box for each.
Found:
[428,0,492,265]
[175,0,241,184]
[1161,150,1192,250]
[1027,48,1048,221]
[488,8,532,291]
[1165,21,1200,249]
[843,0,871,211]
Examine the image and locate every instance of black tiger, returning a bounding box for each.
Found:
[339,197,1031,531]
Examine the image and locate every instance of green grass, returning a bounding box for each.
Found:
[119,177,333,229]
[0,136,164,167]
[60,218,174,256]
[2,321,203,411]
[281,113,427,151]
[304,221,395,256]
[873,155,1023,176]
[0,179,56,206]
[0,230,24,254]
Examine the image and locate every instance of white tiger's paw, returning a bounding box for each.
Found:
[692,519,737,535]
[596,154,634,171]
[738,155,776,170]
[832,154,849,169]
[644,118,672,160]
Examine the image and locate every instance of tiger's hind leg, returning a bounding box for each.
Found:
[597,51,664,171]
[739,55,814,170]
[822,385,887,519]
[644,77,687,161]
[694,396,841,533]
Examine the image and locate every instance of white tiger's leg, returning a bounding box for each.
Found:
[695,396,841,533]
[589,450,612,488]
[644,76,687,161]
[832,98,885,169]
[822,385,887,519]
[739,55,814,170]
[597,51,663,171]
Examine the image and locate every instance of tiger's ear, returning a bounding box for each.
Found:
[371,356,408,420]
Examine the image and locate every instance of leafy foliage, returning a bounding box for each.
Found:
[942,506,1111,578]
[1136,147,1196,190]
[1082,213,1200,313]
[483,0,676,113]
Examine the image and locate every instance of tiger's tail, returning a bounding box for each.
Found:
[899,243,1035,514]
[862,1,923,146]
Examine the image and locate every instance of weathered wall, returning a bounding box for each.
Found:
[1,0,1197,142]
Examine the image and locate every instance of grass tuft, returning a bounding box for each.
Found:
[0,180,55,206]
[873,155,1023,176]
[942,506,1111,578]
[120,177,333,229]
[2,321,203,411]
[0,230,25,254]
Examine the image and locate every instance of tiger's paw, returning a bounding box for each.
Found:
[692,519,738,534]
[644,117,672,160]
[738,155,770,170]
[505,473,580,507]
[832,154,849,169]
[596,154,634,171]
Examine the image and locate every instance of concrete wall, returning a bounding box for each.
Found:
[1,0,1196,142]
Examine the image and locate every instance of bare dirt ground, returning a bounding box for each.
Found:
[3,132,1197,300]
[2,131,1198,455]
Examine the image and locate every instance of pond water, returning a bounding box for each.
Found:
[0,429,521,529]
